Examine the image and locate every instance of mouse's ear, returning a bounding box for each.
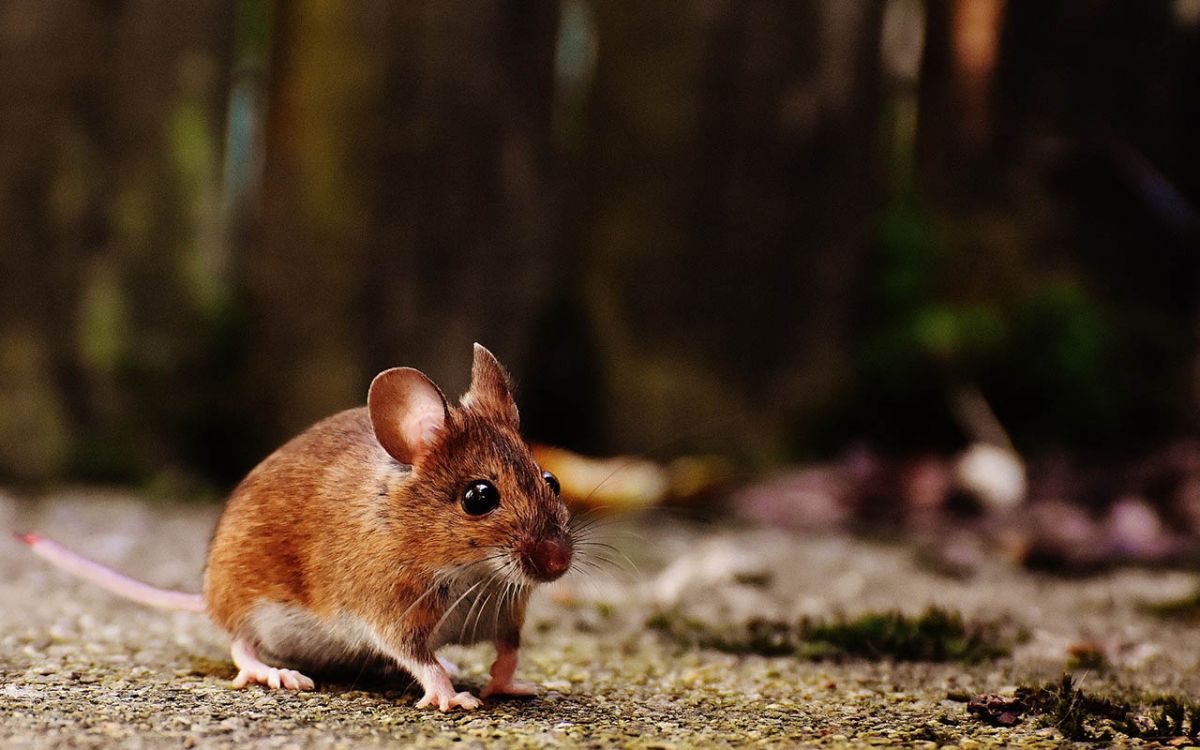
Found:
[461,343,519,426]
[368,367,449,465]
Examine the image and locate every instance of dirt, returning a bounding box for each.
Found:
[2,490,1198,748]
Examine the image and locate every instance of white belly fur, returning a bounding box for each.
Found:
[246,601,393,675]
[245,576,527,675]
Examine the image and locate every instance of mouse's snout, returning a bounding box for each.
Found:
[516,536,572,582]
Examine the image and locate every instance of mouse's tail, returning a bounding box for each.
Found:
[14,532,206,613]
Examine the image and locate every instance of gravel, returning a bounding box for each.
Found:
[2,490,1198,748]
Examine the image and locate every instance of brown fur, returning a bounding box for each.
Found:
[203,345,571,676]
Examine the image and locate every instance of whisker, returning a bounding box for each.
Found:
[577,575,607,601]
[568,505,615,528]
[569,555,612,573]
[594,556,636,575]
[568,553,637,584]
[432,580,483,636]
[573,540,625,554]
[569,514,625,536]
[457,583,487,641]
[570,527,647,554]
[469,592,493,645]
[393,579,443,624]
[575,460,647,508]
[571,520,648,537]
[458,568,501,643]
[493,577,510,640]
[575,547,639,575]
[571,523,648,543]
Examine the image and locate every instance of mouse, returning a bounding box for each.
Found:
[18,344,574,711]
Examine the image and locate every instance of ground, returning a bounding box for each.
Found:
[2,491,1198,749]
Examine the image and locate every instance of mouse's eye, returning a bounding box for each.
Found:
[462,480,500,516]
[542,471,560,496]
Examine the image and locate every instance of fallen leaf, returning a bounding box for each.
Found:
[967,694,1026,726]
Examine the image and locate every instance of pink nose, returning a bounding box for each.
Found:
[523,539,571,581]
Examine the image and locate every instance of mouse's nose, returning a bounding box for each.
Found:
[520,538,572,581]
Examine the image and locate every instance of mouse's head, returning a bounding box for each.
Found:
[368,344,573,585]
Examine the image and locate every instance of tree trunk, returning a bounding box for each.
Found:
[576,0,885,462]
[0,0,234,482]
[246,1,561,451]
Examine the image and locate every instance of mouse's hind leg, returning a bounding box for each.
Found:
[230,638,315,691]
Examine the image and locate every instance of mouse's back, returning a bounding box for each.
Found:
[202,407,390,634]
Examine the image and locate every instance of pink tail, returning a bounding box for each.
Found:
[15,532,205,613]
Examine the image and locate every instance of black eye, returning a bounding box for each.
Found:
[542,471,560,496]
[462,480,500,516]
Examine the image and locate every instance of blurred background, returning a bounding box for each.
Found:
[2,1,1199,562]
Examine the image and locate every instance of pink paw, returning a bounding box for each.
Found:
[415,686,481,712]
[232,665,315,691]
[481,679,538,698]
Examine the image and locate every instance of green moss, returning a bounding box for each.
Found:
[799,608,1007,662]
[645,611,673,631]
[647,607,1008,663]
[1141,586,1200,621]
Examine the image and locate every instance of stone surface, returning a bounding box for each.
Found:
[2,491,1198,748]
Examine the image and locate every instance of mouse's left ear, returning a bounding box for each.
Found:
[461,343,519,426]
[368,367,449,465]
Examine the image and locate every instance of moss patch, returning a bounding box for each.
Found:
[1141,585,1200,621]
[648,606,1008,662]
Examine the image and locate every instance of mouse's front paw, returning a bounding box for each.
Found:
[415,687,481,712]
[480,679,538,698]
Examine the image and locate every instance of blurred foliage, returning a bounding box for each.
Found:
[824,188,1188,454]
[0,1,1197,488]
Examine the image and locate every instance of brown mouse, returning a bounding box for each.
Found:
[19,344,574,711]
